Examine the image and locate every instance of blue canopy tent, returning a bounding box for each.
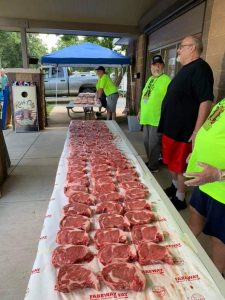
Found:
[41,42,132,104]
[41,42,131,67]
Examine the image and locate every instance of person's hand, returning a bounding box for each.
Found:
[137,112,140,121]
[186,153,192,164]
[184,162,220,186]
[188,132,197,147]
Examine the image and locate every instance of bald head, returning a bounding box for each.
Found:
[177,35,203,66]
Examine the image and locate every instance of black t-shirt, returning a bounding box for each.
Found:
[158,58,214,142]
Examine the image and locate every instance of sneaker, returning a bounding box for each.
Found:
[164,184,177,198]
[170,195,187,211]
[149,168,159,173]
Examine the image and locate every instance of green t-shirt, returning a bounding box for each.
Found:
[186,99,225,204]
[98,74,118,97]
[140,74,171,126]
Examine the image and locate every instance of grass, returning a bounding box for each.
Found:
[46,103,54,116]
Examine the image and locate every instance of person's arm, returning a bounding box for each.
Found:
[184,162,224,186]
[189,101,212,144]
[97,88,103,99]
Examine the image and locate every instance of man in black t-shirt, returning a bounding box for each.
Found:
[158,35,214,210]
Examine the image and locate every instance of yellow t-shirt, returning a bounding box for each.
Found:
[186,99,225,204]
[98,74,118,97]
[140,74,171,126]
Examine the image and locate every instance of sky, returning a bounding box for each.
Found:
[39,34,60,51]
[39,34,86,52]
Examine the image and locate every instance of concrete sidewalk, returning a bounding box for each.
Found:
[0,126,68,300]
[0,105,211,299]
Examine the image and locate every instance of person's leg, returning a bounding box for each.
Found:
[143,125,150,164]
[211,236,225,273]
[107,110,111,120]
[189,205,206,236]
[148,126,161,170]
[112,112,116,120]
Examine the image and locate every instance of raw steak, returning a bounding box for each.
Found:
[52,245,94,267]
[137,242,174,265]
[125,210,155,226]
[125,188,149,200]
[91,164,111,173]
[101,262,146,291]
[93,182,116,193]
[120,181,146,190]
[116,168,138,177]
[56,228,90,245]
[98,244,137,265]
[63,203,92,217]
[64,185,88,197]
[132,225,164,244]
[99,214,130,231]
[96,192,124,203]
[93,176,114,186]
[116,174,138,183]
[69,192,95,206]
[55,265,100,292]
[60,215,91,232]
[125,200,151,211]
[66,172,86,181]
[94,229,127,249]
[65,177,89,186]
[96,201,124,215]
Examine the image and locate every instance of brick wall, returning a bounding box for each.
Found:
[134,34,147,112]
[127,34,147,113]
[203,0,225,101]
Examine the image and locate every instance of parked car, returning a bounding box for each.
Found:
[43,66,97,96]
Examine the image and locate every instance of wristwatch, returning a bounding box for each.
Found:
[219,169,225,181]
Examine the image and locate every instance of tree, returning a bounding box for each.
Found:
[27,33,48,66]
[0,31,47,68]
[55,35,79,50]
[0,31,22,68]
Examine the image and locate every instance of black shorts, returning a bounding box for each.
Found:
[190,187,225,243]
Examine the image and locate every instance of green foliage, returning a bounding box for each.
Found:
[0,31,47,68]
[27,33,48,66]
[0,31,22,68]
[55,35,79,50]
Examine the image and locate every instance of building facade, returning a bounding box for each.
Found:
[129,0,225,111]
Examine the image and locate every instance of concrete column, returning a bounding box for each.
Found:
[20,28,28,68]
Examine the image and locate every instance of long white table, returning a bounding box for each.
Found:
[25,121,225,300]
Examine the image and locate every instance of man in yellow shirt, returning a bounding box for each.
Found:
[96,66,118,120]
[185,99,225,274]
[139,55,171,172]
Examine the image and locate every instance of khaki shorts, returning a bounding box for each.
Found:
[106,93,119,112]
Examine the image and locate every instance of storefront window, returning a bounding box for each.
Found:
[146,43,181,80]
[164,46,177,78]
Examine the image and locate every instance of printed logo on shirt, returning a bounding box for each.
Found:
[203,103,225,130]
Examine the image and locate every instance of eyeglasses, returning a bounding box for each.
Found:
[178,44,194,49]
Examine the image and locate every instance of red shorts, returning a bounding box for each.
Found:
[162,134,192,173]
